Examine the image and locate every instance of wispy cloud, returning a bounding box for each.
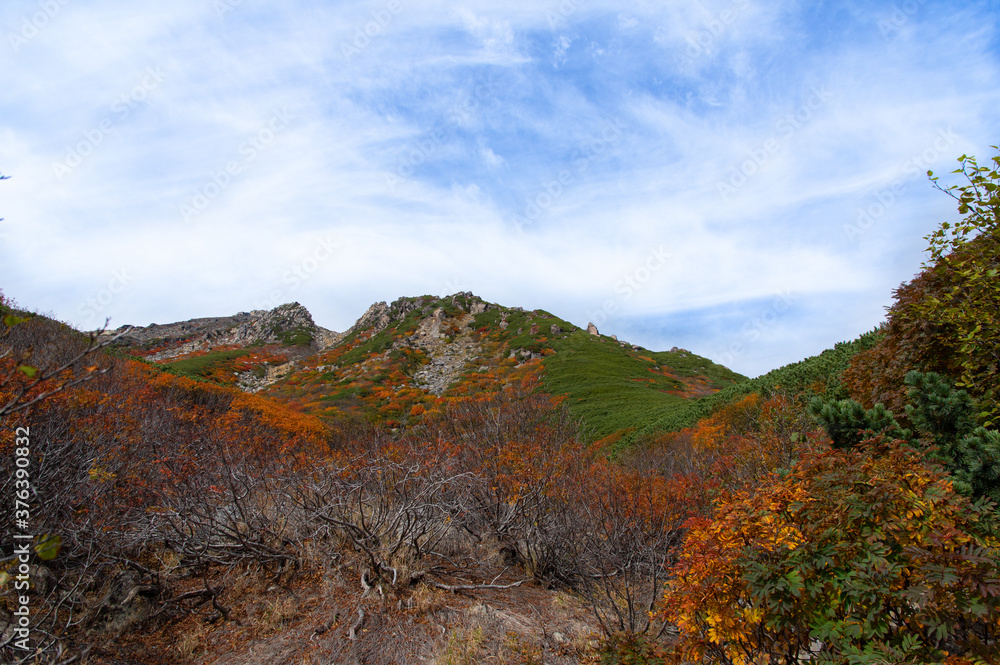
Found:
[1,0,998,376]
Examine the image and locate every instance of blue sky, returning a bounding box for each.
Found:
[2,0,999,377]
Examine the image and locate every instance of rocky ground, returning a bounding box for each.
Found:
[102,302,339,362]
[406,309,482,395]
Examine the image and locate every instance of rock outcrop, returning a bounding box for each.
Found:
[407,311,481,395]
[105,302,339,362]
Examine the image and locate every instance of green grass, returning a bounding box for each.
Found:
[162,349,250,378]
[320,385,373,401]
[336,327,400,366]
[651,347,746,385]
[623,329,884,444]
[276,326,314,346]
[543,331,746,441]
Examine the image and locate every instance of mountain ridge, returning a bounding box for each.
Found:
[107,292,746,441]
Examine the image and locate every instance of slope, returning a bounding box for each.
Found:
[258,292,746,441]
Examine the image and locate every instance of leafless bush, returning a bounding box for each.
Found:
[291,438,467,590]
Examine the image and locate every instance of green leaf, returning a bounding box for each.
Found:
[3,314,28,327]
[17,365,38,378]
[34,534,62,561]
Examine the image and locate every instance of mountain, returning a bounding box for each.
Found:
[8,277,991,664]
[111,292,746,442]
[5,158,996,664]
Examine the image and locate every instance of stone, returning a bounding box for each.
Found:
[587,322,599,336]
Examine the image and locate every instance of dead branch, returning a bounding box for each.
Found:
[431,578,531,593]
[347,608,366,640]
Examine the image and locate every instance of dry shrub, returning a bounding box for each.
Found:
[406,583,448,615]
[261,595,299,628]
[176,618,210,660]
[438,626,485,665]
[500,632,544,665]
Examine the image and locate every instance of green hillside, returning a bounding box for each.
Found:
[544,330,745,441]
[246,293,750,439]
[623,329,884,445]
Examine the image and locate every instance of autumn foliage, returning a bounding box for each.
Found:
[844,147,1000,426]
[660,439,1000,664]
[1,313,329,661]
[4,152,1000,663]
[0,311,695,662]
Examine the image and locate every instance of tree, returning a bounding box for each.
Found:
[843,146,1000,425]
[916,147,1000,425]
[811,371,1000,506]
[904,371,1000,504]
[1,306,116,420]
[660,441,1000,665]
[806,396,904,450]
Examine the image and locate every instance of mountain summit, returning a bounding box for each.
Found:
[110,292,745,441]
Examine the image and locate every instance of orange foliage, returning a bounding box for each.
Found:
[660,440,1000,664]
[652,393,815,505]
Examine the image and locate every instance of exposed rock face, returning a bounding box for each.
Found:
[104,302,339,362]
[343,292,491,339]
[343,294,474,338]
[587,322,599,336]
[407,312,481,395]
[236,360,298,393]
[348,301,393,336]
[229,303,322,345]
[509,348,542,362]
[327,294,496,397]
[417,308,447,338]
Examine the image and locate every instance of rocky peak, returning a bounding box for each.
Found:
[228,302,319,345]
[106,302,336,361]
[347,293,492,338]
[349,301,392,336]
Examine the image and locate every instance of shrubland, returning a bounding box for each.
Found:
[1,147,998,664]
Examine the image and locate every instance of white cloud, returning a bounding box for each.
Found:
[1,0,998,375]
